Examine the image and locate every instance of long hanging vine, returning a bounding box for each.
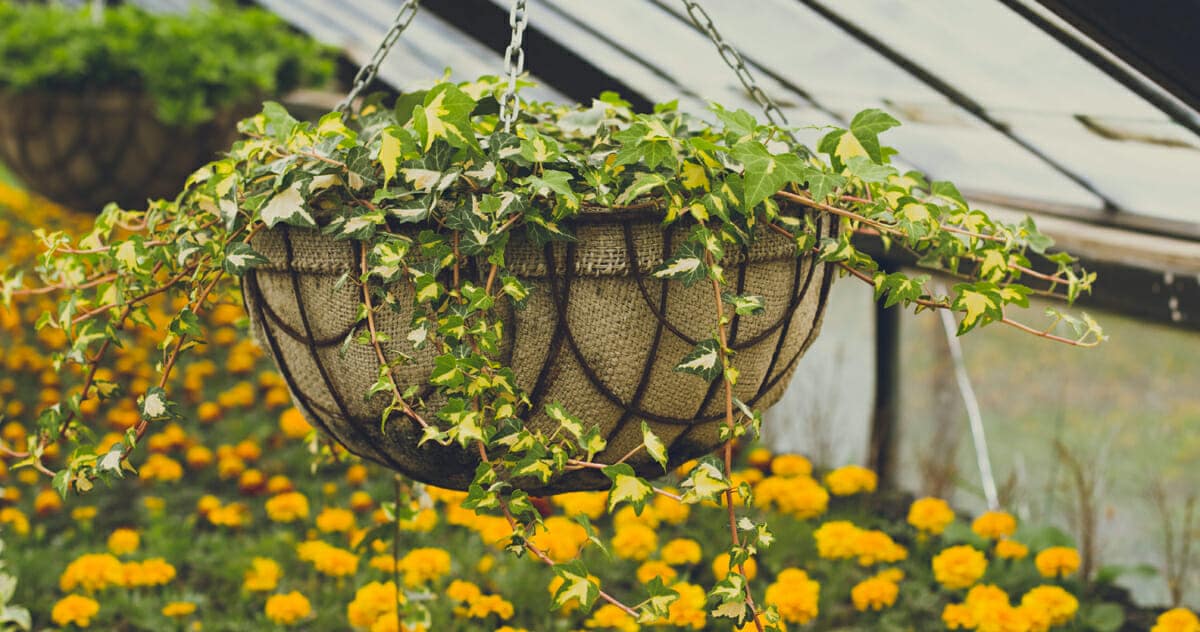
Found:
[0,74,1102,629]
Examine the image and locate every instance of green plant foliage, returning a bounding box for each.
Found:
[0,1,334,127]
[1,75,1105,627]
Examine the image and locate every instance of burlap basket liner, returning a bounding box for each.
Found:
[0,89,249,211]
[243,205,836,494]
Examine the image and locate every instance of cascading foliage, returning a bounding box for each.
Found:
[1,75,1102,628]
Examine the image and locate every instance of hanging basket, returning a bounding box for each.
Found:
[0,89,251,211]
[242,204,836,494]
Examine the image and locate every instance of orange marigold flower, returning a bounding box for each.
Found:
[107,528,140,556]
[279,407,313,439]
[60,553,124,592]
[907,497,955,535]
[1152,608,1200,632]
[824,465,878,496]
[660,538,702,566]
[1034,547,1081,579]
[972,510,1018,540]
[851,576,899,611]
[243,557,281,592]
[266,492,310,523]
[995,539,1029,560]
[52,594,100,628]
[770,454,812,477]
[765,568,819,624]
[932,545,988,590]
[265,591,311,626]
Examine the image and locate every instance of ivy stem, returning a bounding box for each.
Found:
[703,246,765,632]
[359,247,430,429]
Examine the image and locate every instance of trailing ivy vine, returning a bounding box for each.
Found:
[0,76,1102,629]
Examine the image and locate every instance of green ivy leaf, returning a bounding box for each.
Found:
[602,463,654,514]
[674,339,722,382]
[730,141,807,210]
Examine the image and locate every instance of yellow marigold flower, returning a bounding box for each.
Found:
[316,507,357,533]
[71,506,98,523]
[814,520,862,560]
[346,463,368,486]
[185,445,214,470]
[107,528,140,556]
[932,545,988,590]
[529,516,588,562]
[369,555,396,573]
[747,447,773,469]
[974,603,1031,632]
[584,603,638,632]
[139,454,183,483]
[1021,585,1079,627]
[875,568,905,583]
[943,603,976,629]
[279,408,313,439]
[0,507,30,536]
[265,591,312,626]
[550,491,608,520]
[613,523,658,562]
[1153,608,1200,632]
[851,576,899,611]
[297,540,359,577]
[35,487,63,515]
[267,475,294,494]
[398,547,451,587]
[614,505,661,530]
[495,627,529,632]
[853,529,908,566]
[197,401,222,424]
[207,502,251,528]
[662,581,706,629]
[143,496,165,514]
[120,558,176,587]
[972,511,1018,540]
[447,580,483,603]
[1034,547,1080,579]
[712,553,757,582]
[347,581,402,628]
[965,584,1010,610]
[234,439,261,461]
[196,495,221,517]
[661,538,702,566]
[824,465,877,496]
[400,507,437,533]
[652,489,690,525]
[350,491,375,513]
[60,553,124,592]
[266,492,310,523]
[476,554,495,575]
[464,594,514,620]
[765,568,819,624]
[239,469,266,495]
[770,454,812,477]
[52,594,100,628]
[636,561,677,584]
[217,455,246,480]
[756,475,829,519]
[996,539,1029,560]
[907,497,955,535]
[243,557,281,592]
[162,601,197,618]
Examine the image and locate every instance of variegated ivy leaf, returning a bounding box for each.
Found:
[638,577,680,623]
[709,574,749,621]
[651,241,707,287]
[378,128,403,188]
[411,83,481,154]
[139,387,175,421]
[259,183,316,229]
[579,426,607,462]
[845,155,897,183]
[954,283,1004,334]
[721,292,765,316]
[616,172,668,205]
[729,140,807,211]
[603,463,654,514]
[552,561,600,612]
[545,402,584,440]
[402,168,458,194]
[674,339,722,382]
[641,422,668,470]
[680,460,729,504]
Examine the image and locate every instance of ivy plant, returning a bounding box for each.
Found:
[0,1,334,127]
[0,76,1102,630]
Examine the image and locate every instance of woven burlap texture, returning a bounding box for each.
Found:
[244,207,836,494]
[0,90,249,211]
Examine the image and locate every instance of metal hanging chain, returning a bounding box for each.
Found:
[337,0,423,115]
[498,0,530,133]
[678,0,797,143]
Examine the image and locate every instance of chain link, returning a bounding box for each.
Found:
[678,0,797,144]
[498,0,530,132]
[337,0,422,115]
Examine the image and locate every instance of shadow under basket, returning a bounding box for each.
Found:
[242,205,837,495]
[0,89,250,212]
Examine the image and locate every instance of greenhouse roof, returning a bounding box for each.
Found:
[132,0,1200,328]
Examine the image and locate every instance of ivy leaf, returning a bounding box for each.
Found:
[845,155,897,183]
[711,103,758,139]
[802,167,846,203]
[616,172,669,205]
[259,183,316,229]
[849,108,901,163]
[722,292,765,316]
[378,128,403,188]
[680,460,729,504]
[545,403,584,440]
[709,574,749,621]
[139,387,175,421]
[730,141,807,210]
[412,83,481,154]
[652,241,707,287]
[954,283,1003,334]
[603,463,654,514]
[641,422,668,471]
[552,561,600,612]
[221,242,269,275]
[675,339,722,382]
[638,578,680,623]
